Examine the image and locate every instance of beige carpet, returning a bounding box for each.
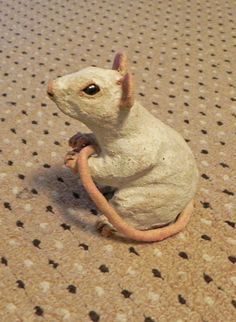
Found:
[0,0,235,321]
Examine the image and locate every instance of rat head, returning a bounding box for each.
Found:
[47,53,135,130]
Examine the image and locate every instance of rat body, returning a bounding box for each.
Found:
[47,53,199,241]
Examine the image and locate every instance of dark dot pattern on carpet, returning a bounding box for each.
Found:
[0,0,235,321]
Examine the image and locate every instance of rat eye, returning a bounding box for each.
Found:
[82,84,100,95]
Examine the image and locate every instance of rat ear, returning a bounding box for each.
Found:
[112,52,128,76]
[119,73,135,109]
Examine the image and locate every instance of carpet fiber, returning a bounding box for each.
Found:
[0,0,235,321]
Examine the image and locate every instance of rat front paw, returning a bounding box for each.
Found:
[68,132,94,149]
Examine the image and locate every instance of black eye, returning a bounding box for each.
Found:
[83,84,100,95]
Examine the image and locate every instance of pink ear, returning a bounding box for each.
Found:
[119,73,135,108]
[112,52,128,75]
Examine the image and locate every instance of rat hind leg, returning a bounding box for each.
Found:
[109,185,188,230]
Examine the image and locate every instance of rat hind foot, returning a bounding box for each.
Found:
[64,150,81,173]
[96,216,116,238]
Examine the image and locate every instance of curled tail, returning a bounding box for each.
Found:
[77,145,194,242]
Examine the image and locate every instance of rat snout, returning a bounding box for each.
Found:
[47,80,55,98]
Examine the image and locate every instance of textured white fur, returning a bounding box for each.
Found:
[51,66,199,229]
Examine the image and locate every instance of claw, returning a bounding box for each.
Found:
[96,221,107,231]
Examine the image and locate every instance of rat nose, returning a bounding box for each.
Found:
[47,80,54,97]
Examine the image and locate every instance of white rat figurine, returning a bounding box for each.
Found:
[47,52,199,242]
